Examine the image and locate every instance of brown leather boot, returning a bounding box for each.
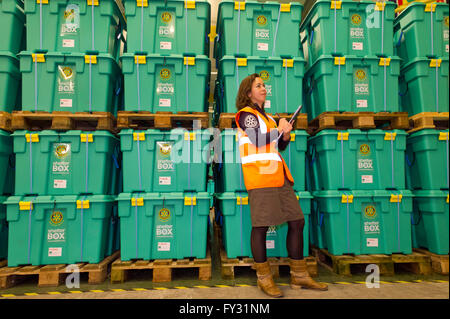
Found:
[289,258,328,291]
[254,261,283,298]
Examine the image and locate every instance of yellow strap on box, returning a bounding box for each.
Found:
[235,1,245,10]
[26,133,39,143]
[32,54,45,63]
[237,197,248,205]
[136,0,148,7]
[19,201,33,211]
[184,57,195,66]
[384,132,397,141]
[77,200,90,209]
[390,194,403,203]
[184,132,196,141]
[330,1,342,9]
[135,55,147,64]
[439,132,449,141]
[184,197,197,206]
[80,134,93,143]
[334,57,346,65]
[446,194,449,204]
[85,55,97,64]
[131,198,144,206]
[236,58,247,67]
[341,194,353,203]
[375,2,385,11]
[185,1,195,9]
[280,3,291,12]
[429,59,442,67]
[133,132,146,141]
[425,3,436,12]
[290,133,296,141]
[37,0,48,4]
[283,59,294,68]
[337,132,349,140]
[379,57,391,66]
[87,0,99,6]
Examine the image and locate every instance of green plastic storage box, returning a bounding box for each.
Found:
[313,190,413,256]
[0,130,14,195]
[214,0,303,59]
[20,51,121,114]
[304,55,401,120]
[394,2,449,63]
[0,52,21,113]
[121,54,210,112]
[6,194,115,266]
[13,130,120,195]
[399,57,449,114]
[217,55,305,114]
[308,129,407,191]
[0,196,8,260]
[124,0,210,55]
[411,190,449,255]
[300,0,395,67]
[119,128,212,192]
[216,191,312,259]
[406,129,449,190]
[117,192,210,260]
[24,0,125,59]
[0,0,25,55]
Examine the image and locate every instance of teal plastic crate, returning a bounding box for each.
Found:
[0,130,14,195]
[214,0,303,59]
[216,191,312,259]
[121,54,210,112]
[399,57,449,114]
[0,52,21,113]
[304,55,401,120]
[13,130,120,196]
[406,129,449,190]
[308,129,407,191]
[24,0,125,59]
[0,197,7,260]
[411,190,449,255]
[313,190,413,256]
[0,0,25,55]
[124,0,210,55]
[394,2,449,63]
[119,128,212,193]
[217,55,305,114]
[300,0,396,67]
[105,201,120,257]
[310,197,326,249]
[117,192,210,260]
[5,195,115,266]
[20,51,121,114]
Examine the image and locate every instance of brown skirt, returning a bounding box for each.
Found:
[248,178,305,227]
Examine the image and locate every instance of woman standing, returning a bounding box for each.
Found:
[235,73,328,298]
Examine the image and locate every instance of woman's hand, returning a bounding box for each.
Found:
[278,118,293,141]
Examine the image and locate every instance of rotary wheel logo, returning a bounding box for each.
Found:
[160,68,171,80]
[64,9,75,21]
[259,70,270,82]
[355,69,366,81]
[55,144,69,159]
[50,211,64,226]
[359,144,370,155]
[351,14,362,25]
[60,67,73,80]
[159,208,171,222]
[444,16,449,27]
[161,12,172,24]
[364,206,377,219]
[256,15,267,26]
[159,143,172,156]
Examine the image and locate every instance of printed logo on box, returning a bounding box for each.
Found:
[351,14,362,26]
[364,205,377,219]
[359,144,370,155]
[50,211,64,226]
[161,12,172,24]
[257,15,267,26]
[160,68,171,80]
[158,208,171,222]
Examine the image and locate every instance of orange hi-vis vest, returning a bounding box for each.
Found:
[235,106,294,191]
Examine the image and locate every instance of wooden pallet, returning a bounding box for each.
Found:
[0,260,6,269]
[408,112,449,134]
[11,111,116,132]
[0,112,12,132]
[110,250,212,284]
[217,112,308,130]
[414,248,449,275]
[308,112,410,134]
[0,251,119,289]
[116,111,210,130]
[312,247,432,277]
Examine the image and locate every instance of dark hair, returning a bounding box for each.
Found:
[235,73,260,111]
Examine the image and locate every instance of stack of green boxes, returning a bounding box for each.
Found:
[117,0,212,261]
[302,0,413,256]
[395,1,449,256]
[0,0,25,261]
[4,0,125,267]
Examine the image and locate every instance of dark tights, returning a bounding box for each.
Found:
[251,219,305,263]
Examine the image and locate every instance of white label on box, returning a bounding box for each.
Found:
[53,179,67,189]
[264,100,271,109]
[60,99,73,108]
[62,39,75,48]
[160,41,172,50]
[159,176,171,185]
[446,44,449,53]
[257,42,269,51]
[444,30,449,41]
[357,99,368,108]
[361,175,373,184]
[158,242,171,251]
[159,98,171,107]
[352,42,363,50]
[367,238,378,247]
[49,247,62,257]
[266,240,275,249]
